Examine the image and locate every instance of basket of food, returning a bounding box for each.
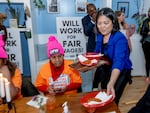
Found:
[80,91,113,113]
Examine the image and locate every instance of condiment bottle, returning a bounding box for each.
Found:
[62,101,70,113]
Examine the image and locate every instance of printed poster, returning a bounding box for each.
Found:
[56,17,86,60]
[5,28,23,73]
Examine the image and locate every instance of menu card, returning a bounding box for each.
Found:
[26,95,48,108]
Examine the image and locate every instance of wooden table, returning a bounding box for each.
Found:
[1,92,120,113]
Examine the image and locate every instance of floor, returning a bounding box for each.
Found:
[118,76,148,113]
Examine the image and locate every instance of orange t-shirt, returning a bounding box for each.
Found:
[34,60,82,94]
[12,68,22,98]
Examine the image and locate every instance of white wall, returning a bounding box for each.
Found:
[130,33,145,76]
[101,0,112,8]
[139,0,150,15]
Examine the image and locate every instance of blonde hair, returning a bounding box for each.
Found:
[0,13,7,25]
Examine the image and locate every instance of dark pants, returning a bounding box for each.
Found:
[128,85,150,113]
[142,41,150,77]
[93,65,131,105]
[87,34,96,52]
[21,78,39,97]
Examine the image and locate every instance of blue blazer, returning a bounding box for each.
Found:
[82,15,96,52]
[94,31,132,72]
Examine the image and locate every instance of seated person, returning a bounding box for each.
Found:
[34,36,82,95]
[0,34,22,104]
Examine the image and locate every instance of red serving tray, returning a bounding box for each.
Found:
[80,91,113,108]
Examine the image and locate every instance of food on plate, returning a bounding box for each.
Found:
[83,60,91,64]
[78,54,98,66]
[88,97,102,103]
[80,91,113,109]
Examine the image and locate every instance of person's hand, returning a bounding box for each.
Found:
[54,87,66,93]
[106,82,115,100]
[96,60,109,67]
[145,77,150,84]
[148,31,150,35]
[47,85,55,95]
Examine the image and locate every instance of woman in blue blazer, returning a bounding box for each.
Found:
[92,7,132,105]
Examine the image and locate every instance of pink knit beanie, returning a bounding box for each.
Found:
[0,34,7,58]
[47,36,64,58]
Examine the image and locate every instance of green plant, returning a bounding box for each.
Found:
[7,0,45,10]
[7,4,20,19]
[6,0,21,25]
[33,0,45,9]
[132,12,147,33]
[131,0,147,33]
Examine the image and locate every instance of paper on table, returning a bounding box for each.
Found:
[27,95,48,108]
[88,92,112,105]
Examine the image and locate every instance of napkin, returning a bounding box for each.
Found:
[78,54,98,65]
[88,92,112,105]
[91,59,97,64]
[78,54,88,62]
[26,95,48,108]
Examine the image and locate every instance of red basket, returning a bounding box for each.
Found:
[80,91,113,108]
[84,52,103,60]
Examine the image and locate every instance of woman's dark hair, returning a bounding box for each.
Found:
[114,10,125,29]
[114,10,122,17]
[2,59,17,77]
[96,7,119,33]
